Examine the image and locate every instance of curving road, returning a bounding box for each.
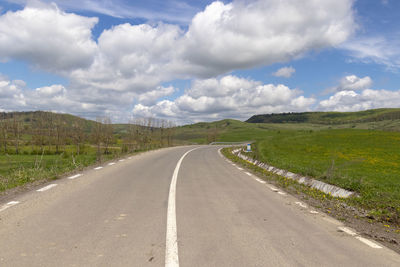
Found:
[0,146,399,266]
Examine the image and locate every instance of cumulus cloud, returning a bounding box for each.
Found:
[69,23,182,93]
[181,0,355,76]
[318,74,400,112]
[137,86,175,106]
[318,89,400,112]
[324,75,373,95]
[0,75,123,118]
[0,2,98,73]
[0,0,356,121]
[0,76,26,108]
[132,75,316,123]
[272,66,296,78]
[338,75,372,91]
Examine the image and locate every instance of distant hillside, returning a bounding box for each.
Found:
[246,108,400,124]
[0,111,99,133]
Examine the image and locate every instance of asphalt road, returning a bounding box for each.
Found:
[0,146,399,266]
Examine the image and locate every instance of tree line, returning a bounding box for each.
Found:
[0,111,176,160]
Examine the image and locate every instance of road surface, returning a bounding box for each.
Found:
[0,146,399,266]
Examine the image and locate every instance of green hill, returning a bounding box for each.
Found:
[246,108,400,125]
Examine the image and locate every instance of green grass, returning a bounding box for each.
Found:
[253,128,400,223]
[0,145,121,192]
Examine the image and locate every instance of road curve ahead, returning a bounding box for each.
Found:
[0,146,399,266]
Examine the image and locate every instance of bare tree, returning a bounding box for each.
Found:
[0,114,9,153]
[167,120,175,147]
[33,112,46,154]
[71,120,85,155]
[12,114,22,154]
[102,116,114,154]
[159,119,166,147]
[92,117,103,161]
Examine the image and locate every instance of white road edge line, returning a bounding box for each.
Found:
[338,226,357,236]
[166,147,199,267]
[36,184,57,192]
[108,162,116,166]
[245,172,252,176]
[94,166,103,170]
[277,191,286,195]
[68,174,82,180]
[295,201,307,208]
[338,226,382,249]
[0,201,20,212]
[255,178,266,184]
[237,167,244,170]
[119,159,125,162]
[268,186,279,192]
[356,236,382,249]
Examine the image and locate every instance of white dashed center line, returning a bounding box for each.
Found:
[119,159,125,162]
[108,162,116,166]
[94,167,103,170]
[245,172,252,176]
[37,184,57,192]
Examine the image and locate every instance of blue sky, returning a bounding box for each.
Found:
[0,0,399,123]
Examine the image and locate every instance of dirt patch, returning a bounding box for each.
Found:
[299,192,400,252]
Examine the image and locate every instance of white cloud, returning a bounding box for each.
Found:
[181,0,355,76]
[0,2,98,73]
[68,22,183,95]
[0,0,356,121]
[341,36,400,71]
[6,0,199,24]
[324,74,372,94]
[272,66,296,78]
[137,86,175,106]
[318,89,400,112]
[132,75,316,123]
[338,75,372,91]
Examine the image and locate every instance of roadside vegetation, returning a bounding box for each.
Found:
[254,129,400,221]
[0,111,176,192]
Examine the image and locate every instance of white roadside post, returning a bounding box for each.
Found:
[247,143,251,152]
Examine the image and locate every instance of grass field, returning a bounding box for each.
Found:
[253,129,400,222]
[0,145,121,192]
